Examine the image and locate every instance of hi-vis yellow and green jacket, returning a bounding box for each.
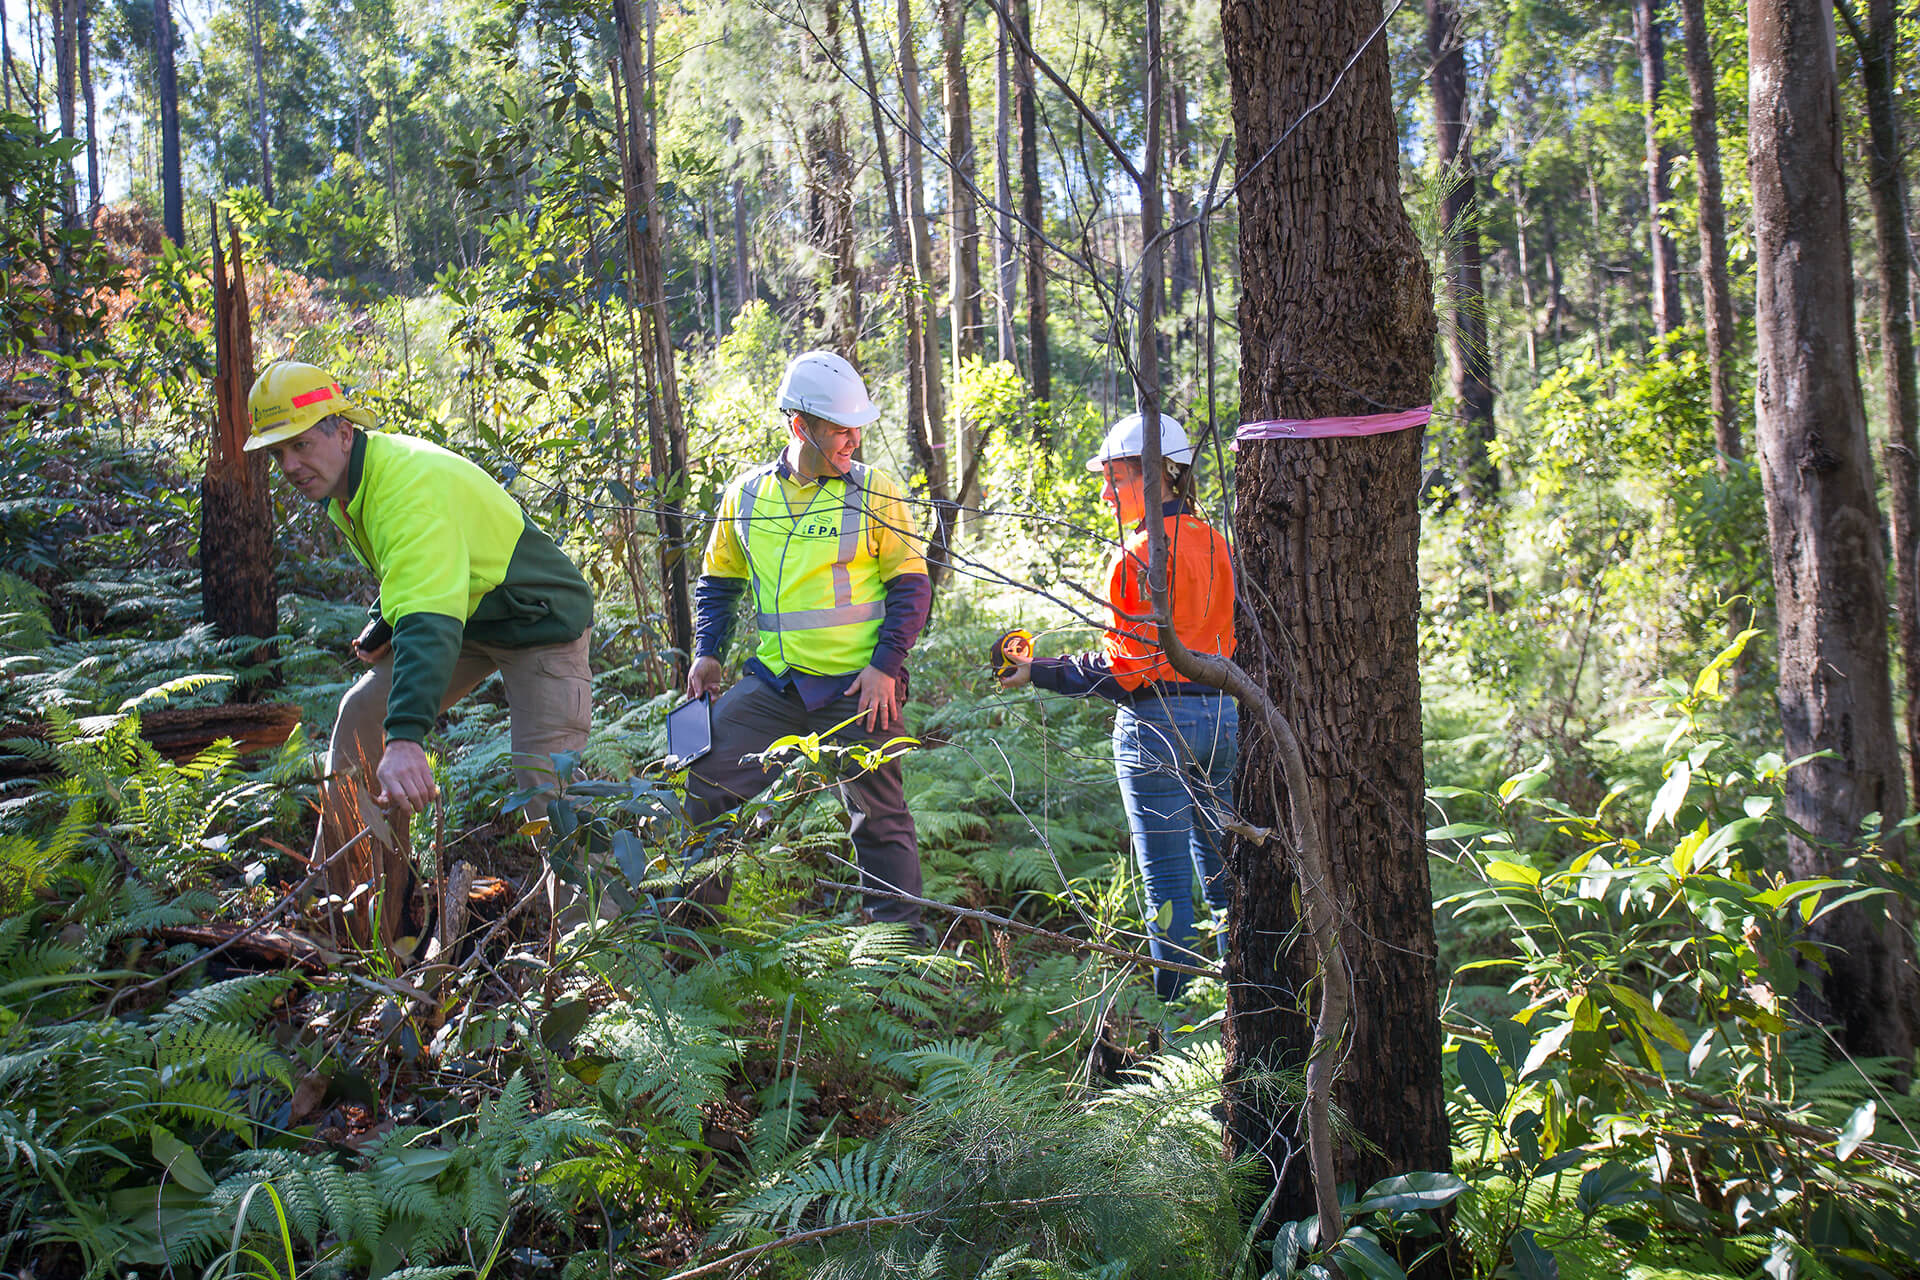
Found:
[327,431,593,743]
[700,458,926,679]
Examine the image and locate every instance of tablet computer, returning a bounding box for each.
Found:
[665,694,713,767]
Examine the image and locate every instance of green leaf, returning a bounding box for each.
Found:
[541,998,595,1054]
[150,1125,214,1194]
[1508,1229,1559,1280]
[1492,1019,1532,1073]
[1484,859,1541,887]
[1331,1231,1406,1280]
[1575,1161,1650,1213]
[1349,1172,1469,1215]
[1428,822,1502,841]
[1456,1042,1507,1115]
[1646,761,1692,835]
[1836,1101,1876,1160]
[1604,983,1690,1052]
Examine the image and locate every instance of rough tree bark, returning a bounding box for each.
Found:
[202,224,277,687]
[943,0,987,534]
[1749,0,1920,1063]
[1677,0,1738,462]
[155,0,184,245]
[897,0,950,531]
[1012,0,1050,428]
[79,0,96,215]
[1425,0,1496,501]
[1635,0,1684,337]
[613,0,693,681]
[1841,0,1920,809]
[1220,0,1451,1230]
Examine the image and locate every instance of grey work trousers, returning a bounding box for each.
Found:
[683,676,922,933]
[318,630,593,885]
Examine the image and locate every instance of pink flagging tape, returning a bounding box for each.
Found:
[1232,405,1432,447]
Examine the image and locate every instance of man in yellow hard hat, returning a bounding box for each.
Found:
[681,351,931,939]
[246,361,594,907]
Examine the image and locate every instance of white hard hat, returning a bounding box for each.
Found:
[776,350,881,429]
[1086,412,1194,472]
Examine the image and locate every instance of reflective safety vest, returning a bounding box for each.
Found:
[734,461,886,676]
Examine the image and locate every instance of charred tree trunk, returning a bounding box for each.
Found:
[613,0,693,683]
[1221,0,1449,1229]
[898,0,949,530]
[202,223,277,690]
[944,0,986,535]
[727,115,753,312]
[155,0,182,244]
[1749,0,1920,1063]
[1426,0,1496,501]
[1677,0,1738,462]
[1635,0,1683,337]
[1844,0,1920,831]
[1012,0,1050,429]
[1166,78,1197,344]
[803,0,859,354]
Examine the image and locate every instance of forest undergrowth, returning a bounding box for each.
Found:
[3,347,1919,1280]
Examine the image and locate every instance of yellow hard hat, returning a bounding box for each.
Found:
[243,360,378,451]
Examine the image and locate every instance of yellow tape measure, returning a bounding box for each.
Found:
[990,628,1034,679]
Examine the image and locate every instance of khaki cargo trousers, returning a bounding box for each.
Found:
[316,630,593,912]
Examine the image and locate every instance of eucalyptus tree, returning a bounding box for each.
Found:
[1221,0,1448,1231]
[1749,0,1920,1064]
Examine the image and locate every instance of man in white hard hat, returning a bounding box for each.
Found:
[244,361,594,909]
[681,351,932,938]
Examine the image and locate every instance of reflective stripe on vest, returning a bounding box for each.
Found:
[736,462,885,674]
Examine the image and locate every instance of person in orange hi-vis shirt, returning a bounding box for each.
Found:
[1000,411,1237,1001]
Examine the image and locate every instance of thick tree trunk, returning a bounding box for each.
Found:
[202,224,277,688]
[1677,0,1738,462]
[613,0,694,682]
[803,1,859,354]
[1012,0,1050,427]
[898,0,949,505]
[993,20,1017,362]
[1849,0,1920,829]
[1635,0,1683,337]
[1426,0,1496,501]
[1749,0,1920,1063]
[1166,78,1196,342]
[155,0,183,244]
[1220,0,1449,1229]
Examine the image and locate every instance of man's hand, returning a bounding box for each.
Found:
[998,656,1033,691]
[374,739,439,818]
[353,640,391,664]
[847,664,901,732]
[688,655,726,699]
[353,618,392,665]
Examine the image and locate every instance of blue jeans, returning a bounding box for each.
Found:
[1112,691,1238,1000]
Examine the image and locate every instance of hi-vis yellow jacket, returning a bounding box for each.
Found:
[702,460,925,677]
[327,431,592,743]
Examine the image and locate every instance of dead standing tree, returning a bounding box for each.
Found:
[202,222,277,690]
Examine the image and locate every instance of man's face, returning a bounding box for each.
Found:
[268,425,355,503]
[792,414,860,478]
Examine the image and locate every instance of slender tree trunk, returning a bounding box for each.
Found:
[1426,0,1496,501]
[1635,0,1683,337]
[944,0,986,534]
[1221,0,1449,1232]
[1847,0,1920,821]
[1167,78,1196,344]
[804,0,859,353]
[155,0,183,244]
[78,0,95,215]
[899,0,948,498]
[2,0,11,113]
[613,0,693,681]
[1012,0,1050,428]
[727,116,753,311]
[705,195,722,345]
[993,17,1017,362]
[1677,0,1738,462]
[248,0,273,204]
[1749,0,1920,1063]
[53,0,77,228]
[202,222,277,691]
[1512,172,1538,373]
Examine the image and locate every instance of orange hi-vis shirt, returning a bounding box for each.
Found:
[1101,509,1237,690]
